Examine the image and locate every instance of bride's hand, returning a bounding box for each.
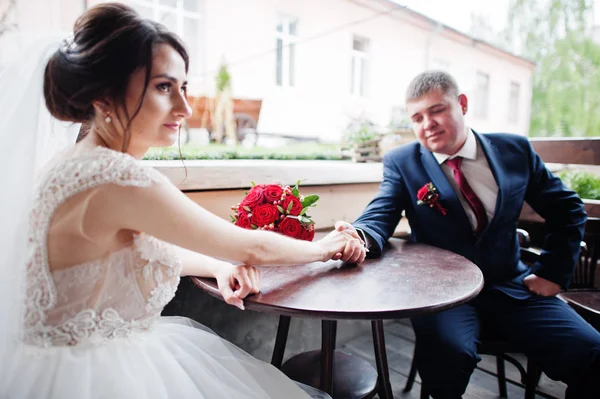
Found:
[214,264,262,310]
[316,230,365,263]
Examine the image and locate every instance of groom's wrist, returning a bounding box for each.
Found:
[354,228,371,252]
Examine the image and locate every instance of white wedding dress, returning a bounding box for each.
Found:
[4,147,326,399]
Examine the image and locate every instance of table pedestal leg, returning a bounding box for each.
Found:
[280,318,378,399]
[372,320,394,399]
[271,315,291,369]
[320,320,337,395]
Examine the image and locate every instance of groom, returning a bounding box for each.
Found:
[336,70,600,398]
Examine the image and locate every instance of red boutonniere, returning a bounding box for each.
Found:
[416,182,447,215]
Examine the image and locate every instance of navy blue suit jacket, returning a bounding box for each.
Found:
[354,132,587,298]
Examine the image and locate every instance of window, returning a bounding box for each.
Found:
[473,71,489,119]
[431,58,450,72]
[275,15,298,87]
[351,35,369,97]
[128,0,202,77]
[508,81,520,123]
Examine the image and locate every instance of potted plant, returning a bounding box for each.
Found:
[343,118,382,162]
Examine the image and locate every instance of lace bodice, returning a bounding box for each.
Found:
[24,147,182,348]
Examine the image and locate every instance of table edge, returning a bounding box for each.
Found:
[190,276,484,320]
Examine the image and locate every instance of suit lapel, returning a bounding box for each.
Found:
[474,132,510,232]
[420,146,473,232]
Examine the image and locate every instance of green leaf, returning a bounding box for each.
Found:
[301,194,319,208]
[286,201,293,213]
[300,208,308,216]
[277,205,285,213]
[243,206,252,212]
[230,215,236,222]
[251,224,258,229]
[251,181,256,187]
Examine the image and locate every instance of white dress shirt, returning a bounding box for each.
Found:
[433,129,499,230]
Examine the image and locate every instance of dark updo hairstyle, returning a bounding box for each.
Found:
[44,2,189,151]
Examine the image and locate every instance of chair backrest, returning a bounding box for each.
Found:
[571,217,600,289]
[517,221,599,289]
[518,138,600,289]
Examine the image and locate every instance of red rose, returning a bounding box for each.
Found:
[415,182,447,215]
[251,204,279,227]
[300,226,315,241]
[241,187,264,209]
[278,217,303,238]
[417,185,430,201]
[235,212,252,229]
[263,184,284,203]
[282,195,303,216]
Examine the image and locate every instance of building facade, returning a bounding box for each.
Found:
[1,0,535,141]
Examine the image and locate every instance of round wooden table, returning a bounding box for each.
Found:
[192,236,484,399]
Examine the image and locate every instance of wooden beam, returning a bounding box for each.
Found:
[529,138,600,165]
[520,200,600,222]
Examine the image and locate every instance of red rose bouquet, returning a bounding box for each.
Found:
[231,181,319,241]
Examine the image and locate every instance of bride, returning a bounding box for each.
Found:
[0,3,367,398]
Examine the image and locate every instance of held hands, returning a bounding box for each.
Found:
[214,264,262,310]
[317,221,367,264]
[523,274,561,296]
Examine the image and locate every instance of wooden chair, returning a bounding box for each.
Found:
[559,217,600,332]
[518,137,600,332]
[403,229,541,399]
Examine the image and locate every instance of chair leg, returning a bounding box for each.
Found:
[319,320,337,395]
[404,346,418,392]
[496,356,508,398]
[420,384,430,399]
[270,315,291,369]
[371,320,394,399]
[524,360,540,399]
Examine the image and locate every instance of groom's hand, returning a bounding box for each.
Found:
[523,274,561,296]
[334,221,367,264]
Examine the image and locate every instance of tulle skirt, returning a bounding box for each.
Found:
[5,316,329,399]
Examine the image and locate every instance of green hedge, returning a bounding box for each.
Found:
[144,144,344,161]
[557,170,600,200]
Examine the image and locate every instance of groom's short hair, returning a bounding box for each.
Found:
[405,70,459,103]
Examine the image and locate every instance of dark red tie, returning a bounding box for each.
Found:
[445,157,488,234]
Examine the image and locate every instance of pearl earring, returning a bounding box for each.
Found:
[105,114,112,124]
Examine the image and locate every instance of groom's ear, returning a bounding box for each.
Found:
[458,94,468,115]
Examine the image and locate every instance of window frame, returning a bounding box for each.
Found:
[128,0,203,78]
[473,71,490,119]
[351,35,370,98]
[508,81,520,123]
[275,14,298,87]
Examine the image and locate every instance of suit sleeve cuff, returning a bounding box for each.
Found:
[355,228,370,249]
[533,264,570,290]
[356,227,384,258]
